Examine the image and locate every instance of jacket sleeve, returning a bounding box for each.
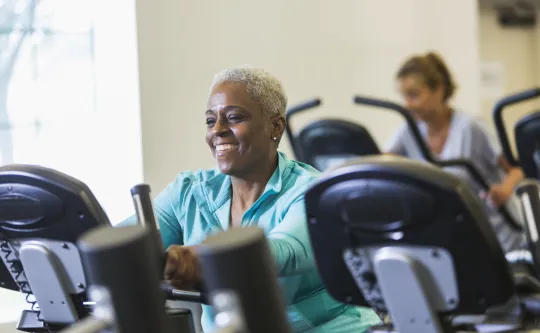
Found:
[267,197,316,276]
[154,188,184,249]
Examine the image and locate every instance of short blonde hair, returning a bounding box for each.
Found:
[210,65,287,118]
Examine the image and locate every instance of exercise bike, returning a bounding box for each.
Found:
[284,98,380,171]
[352,95,523,233]
[305,154,540,333]
[57,195,291,333]
[0,165,206,332]
[493,87,540,275]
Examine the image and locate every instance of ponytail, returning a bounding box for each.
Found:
[424,52,456,101]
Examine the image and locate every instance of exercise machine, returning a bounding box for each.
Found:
[305,155,540,333]
[59,223,291,333]
[127,180,291,333]
[493,87,540,275]
[0,164,109,332]
[353,95,523,233]
[284,98,380,171]
[0,164,204,332]
[0,163,292,333]
[492,87,540,181]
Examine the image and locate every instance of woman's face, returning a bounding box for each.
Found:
[205,82,282,176]
[398,74,444,122]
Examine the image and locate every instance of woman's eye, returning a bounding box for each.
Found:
[228,115,243,122]
[407,91,419,99]
[205,119,216,126]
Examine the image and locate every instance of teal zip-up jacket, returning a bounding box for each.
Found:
[119,152,380,332]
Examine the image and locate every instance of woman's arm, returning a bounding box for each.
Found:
[469,120,525,207]
[499,155,524,187]
[154,190,184,249]
[266,198,315,276]
[488,155,524,207]
[164,197,314,288]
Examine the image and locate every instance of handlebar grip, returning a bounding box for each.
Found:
[161,281,208,304]
[197,227,292,333]
[78,226,169,333]
[353,96,402,110]
[130,183,163,247]
[130,184,167,273]
[285,98,322,120]
[284,98,322,161]
[353,95,436,163]
[492,88,540,167]
[130,184,158,230]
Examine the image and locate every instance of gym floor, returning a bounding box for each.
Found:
[0,289,203,333]
[0,322,19,333]
[0,289,29,332]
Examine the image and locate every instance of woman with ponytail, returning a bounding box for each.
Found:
[385,51,525,252]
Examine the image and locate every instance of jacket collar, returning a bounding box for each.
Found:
[193,151,292,214]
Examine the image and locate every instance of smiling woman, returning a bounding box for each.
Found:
[119,65,381,332]
[204,68,286,180]
[204,68,289,229]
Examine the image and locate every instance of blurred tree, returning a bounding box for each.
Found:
[0,0,95,165]
[0,0,37,165]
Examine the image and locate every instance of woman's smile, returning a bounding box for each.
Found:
[215,143,239,156]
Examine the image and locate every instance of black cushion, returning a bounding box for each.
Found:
[305,156,515,314]
[296,119,380,170]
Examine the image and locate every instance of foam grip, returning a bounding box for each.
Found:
[78,225,169,333]
[197,227,292,333]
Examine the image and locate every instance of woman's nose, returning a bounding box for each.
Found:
[404,98,414,109]
[212,119,229,136]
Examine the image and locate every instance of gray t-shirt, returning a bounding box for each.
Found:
[385,111,524,252]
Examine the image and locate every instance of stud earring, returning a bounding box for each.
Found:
[273,137,277,141]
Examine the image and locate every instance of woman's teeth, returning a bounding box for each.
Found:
[216,144,237,152]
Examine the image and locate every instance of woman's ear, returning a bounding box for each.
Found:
[433,84,446,103]
[271,116,286,140]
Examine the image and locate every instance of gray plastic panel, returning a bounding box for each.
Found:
[15,239,87,294]
[344,246,458,333]
[373,247,445,333]
[19,242,79,324]
[344,246,458,312]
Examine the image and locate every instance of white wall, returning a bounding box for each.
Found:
[135,0,481,193]
[478,6,540,147]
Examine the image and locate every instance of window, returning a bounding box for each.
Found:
[0,0,142,224]
[1,0,142,323]
[1,0,96,165]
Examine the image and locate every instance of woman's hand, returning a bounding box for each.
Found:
[164,245,202,290]
[486,156,523,208]
[485,183,513,208]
